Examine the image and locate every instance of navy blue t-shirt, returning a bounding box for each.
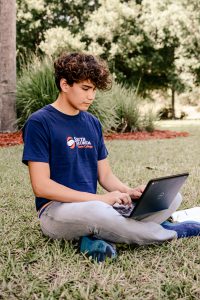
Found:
[22,104,108,211]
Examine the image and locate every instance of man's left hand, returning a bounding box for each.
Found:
[127,185,146,200]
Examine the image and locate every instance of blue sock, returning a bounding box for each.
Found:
[79,236,117,262]
[161,220,200,238]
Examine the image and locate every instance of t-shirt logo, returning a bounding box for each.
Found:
[66,136,93,149]
[67,137,76,149]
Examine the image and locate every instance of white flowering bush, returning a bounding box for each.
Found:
[25,0,45,12]
[83,0,200,118]
[39,27,86,57]
[84,0,140,59]
[16,0,99,61]
[17,0,200,119]
[140,0,200,89]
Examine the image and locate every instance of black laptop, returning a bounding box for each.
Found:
[113,173,189,219]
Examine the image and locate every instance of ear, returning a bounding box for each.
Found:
[60,78,70,93]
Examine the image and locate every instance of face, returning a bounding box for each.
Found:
[61,79,96,114]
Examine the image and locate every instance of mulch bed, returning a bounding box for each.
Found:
[0,132,23,147]
[0,130,189,147]
[104,130,189,140]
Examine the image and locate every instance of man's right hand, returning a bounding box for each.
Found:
[101,191,132,206]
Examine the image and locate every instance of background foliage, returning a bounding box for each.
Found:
[17,56,155,131]
[16,0,200,122]
[17,56,57,128]
[17,0,200,94]
[17,0,99,59]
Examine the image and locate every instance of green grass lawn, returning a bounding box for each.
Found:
[0,120,200,299]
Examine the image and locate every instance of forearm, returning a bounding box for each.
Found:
[99,172,131,194]
[34,178,100,203]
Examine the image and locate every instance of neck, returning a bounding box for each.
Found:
[51,93,79,116]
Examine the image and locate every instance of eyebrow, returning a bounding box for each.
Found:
[82,84,96,89]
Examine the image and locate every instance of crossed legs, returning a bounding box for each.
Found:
[39,194,182,245]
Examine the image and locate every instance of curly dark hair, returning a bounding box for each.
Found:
[54,52,112,91]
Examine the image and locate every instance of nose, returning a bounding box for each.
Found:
[87,90,96,101]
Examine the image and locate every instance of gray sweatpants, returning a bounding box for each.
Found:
[39,193,182,245]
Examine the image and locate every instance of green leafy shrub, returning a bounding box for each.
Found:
[88,92,120,133]
[142,110,156,132]
[17,55,58,128]
[112,84,142,132]
[17,55,155,132]
[96,83,155,132]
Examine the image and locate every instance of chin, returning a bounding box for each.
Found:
[80,105,90,111]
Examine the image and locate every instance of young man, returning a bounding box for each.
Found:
[22,52,200,262]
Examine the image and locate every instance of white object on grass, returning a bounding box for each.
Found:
[171,207,200,222]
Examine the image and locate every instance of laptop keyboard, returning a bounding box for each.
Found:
[113,203,135,217]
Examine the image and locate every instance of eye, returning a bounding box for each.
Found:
[82,87,89,91]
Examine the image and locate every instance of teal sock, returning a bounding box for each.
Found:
[79,236,117,262]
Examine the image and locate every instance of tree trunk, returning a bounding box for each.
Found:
[171,87,176,119]
[0,0,16,132]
